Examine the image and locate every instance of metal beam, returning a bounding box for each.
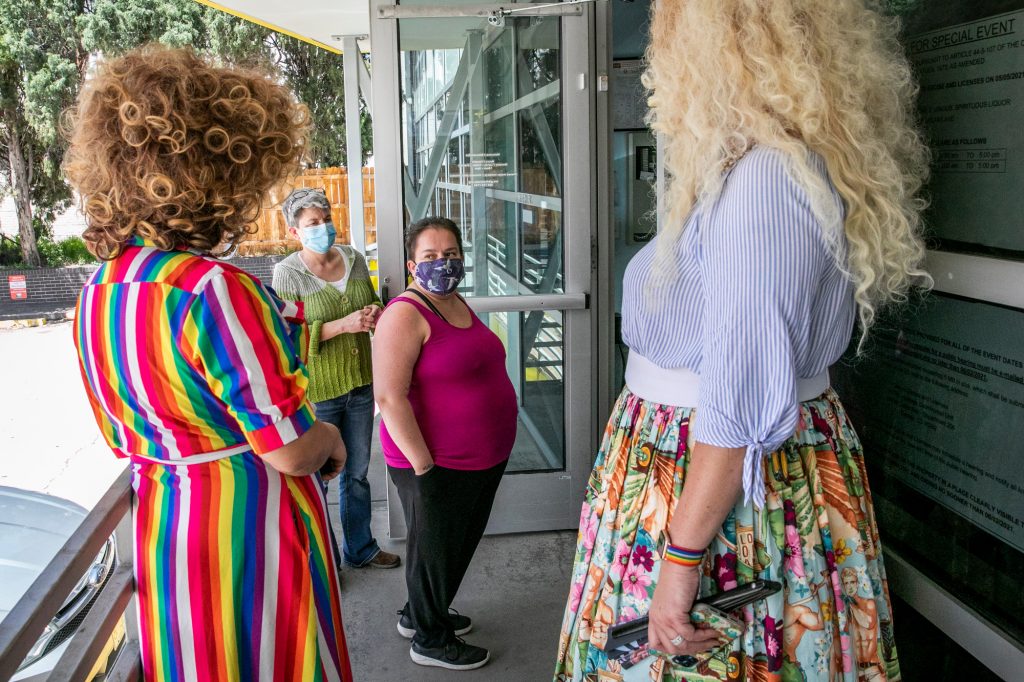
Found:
[467,30,490,298]
[523,228,565,354]
[594,0,615,436]
[378,3,586,21]
[192,0,342,53]
[105,639,142,682]
[513,42,565,354]
[480,80,561,124]
[357,51,374,118]
[464,291,586,313]
[342,35,366,254]
[926,250,1024,310]
[369,0,409,540]
[519,103,562,196]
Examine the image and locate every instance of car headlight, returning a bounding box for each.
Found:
[17,536,115,672]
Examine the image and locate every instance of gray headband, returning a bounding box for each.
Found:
[282,187,331,227]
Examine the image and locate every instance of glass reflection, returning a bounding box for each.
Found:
[476,310,566,472]
[398,14,567,472]
[398,15,563,299]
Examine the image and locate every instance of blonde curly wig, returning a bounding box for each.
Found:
[644,0,932,339]
[64,45,310,259]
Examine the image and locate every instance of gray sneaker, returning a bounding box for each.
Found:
[409,637,489,671]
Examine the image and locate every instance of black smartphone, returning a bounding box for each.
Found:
[602,579,782,651]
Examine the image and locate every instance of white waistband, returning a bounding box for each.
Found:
[126,443,251,465]
[624,352,829,407]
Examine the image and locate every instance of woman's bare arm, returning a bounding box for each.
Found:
[647,442,745,656]
[372,301,434,473]
[262,420,347,479]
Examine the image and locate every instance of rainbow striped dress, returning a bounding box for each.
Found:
[74,238,352,681]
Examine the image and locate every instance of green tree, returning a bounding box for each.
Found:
[278,37,374,166]
[0,0,371,267]
[267,31,367,168]
[0,0,88,266]
[82,0,373,167]
[81,0,271,67]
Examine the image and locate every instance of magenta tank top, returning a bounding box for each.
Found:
[380,297,518,470]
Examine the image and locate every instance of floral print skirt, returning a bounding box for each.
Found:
[554,388,900,682]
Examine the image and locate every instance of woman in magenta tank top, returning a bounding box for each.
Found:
[373,216,518,672]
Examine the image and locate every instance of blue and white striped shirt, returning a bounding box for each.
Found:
[622,146,856,504]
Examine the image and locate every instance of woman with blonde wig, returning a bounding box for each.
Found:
[67,46,353,680]
[555,1,928,680]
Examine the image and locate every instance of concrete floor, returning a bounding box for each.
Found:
[327,435,578,681]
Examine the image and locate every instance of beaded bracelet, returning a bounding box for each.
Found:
[663,543,703,568]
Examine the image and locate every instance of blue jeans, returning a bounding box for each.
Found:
[315,384,381,567]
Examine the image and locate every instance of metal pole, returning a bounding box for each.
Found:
[368,0,407,539]
[342,36,366,254]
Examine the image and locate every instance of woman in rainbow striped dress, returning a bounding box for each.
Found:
[65,46,353,681]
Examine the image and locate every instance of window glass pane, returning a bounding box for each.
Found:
[517,18,560,96]
[484,32,514,111]
[398,14,562,301]
[518,102,561,196]
[474,310,566,472]
[447,137,460,184]
[520,206,562,294]
[483,118,515,192]
[484,197,517,289]
[833,294,1024,644]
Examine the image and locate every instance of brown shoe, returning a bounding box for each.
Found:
[367,550,401,569]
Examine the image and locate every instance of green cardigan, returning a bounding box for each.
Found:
[271,246,381,404]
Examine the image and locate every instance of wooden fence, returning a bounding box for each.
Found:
[236,167,376,256]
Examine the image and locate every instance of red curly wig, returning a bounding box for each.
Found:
[64,45,310,259]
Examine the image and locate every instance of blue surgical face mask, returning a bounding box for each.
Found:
[414,257,464,295]
[299,222,336,254]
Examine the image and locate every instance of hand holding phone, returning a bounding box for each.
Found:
[602,579,781,670]
[665,603,745,668]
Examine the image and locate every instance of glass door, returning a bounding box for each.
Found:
[371,0,595,534]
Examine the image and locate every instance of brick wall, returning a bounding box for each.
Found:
[0,255,285,318]
[229,256,282,286]
[1,265,98,314]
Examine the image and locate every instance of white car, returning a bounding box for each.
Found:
[0,486,122,680]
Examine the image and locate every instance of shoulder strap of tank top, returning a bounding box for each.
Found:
[405,288,448,323]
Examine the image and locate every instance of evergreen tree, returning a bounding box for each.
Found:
[0,0,88,266]
[0,0,371,266]
[82,0,373,166]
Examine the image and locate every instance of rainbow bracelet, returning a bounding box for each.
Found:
[663,543,703,568]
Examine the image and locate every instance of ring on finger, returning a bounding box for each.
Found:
[670,634,685,646]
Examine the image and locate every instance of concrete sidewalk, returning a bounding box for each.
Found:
[326,434,578,681]
[0,303,74,327]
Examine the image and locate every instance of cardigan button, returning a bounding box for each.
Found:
[351,348,359,356]
[342,295,349,303]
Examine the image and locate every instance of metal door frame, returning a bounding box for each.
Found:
[370,0,599,536]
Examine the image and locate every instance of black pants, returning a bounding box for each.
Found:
[388,460,507,648]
